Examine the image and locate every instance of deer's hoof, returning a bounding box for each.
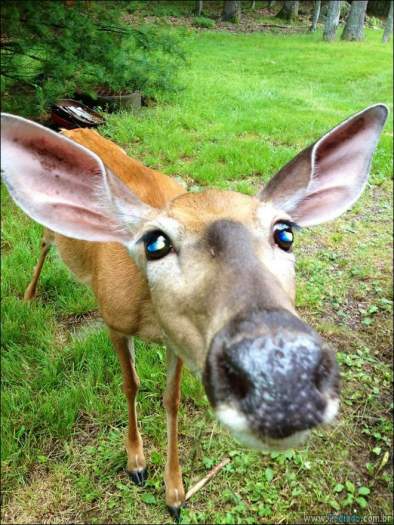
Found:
[127,467,148,486]
[167,504,182,523]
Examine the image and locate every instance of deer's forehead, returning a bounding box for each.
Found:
[167,189,267,233]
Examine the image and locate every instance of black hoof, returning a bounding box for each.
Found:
[127,467,148,486]
[167,505,182,523]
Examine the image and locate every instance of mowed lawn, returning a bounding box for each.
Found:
[1,27,393,524]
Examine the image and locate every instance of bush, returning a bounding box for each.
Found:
[193,16,216,29]
[1,0,186,118]
[365,15,384,30]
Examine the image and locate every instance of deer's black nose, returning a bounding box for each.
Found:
[203,309,339,440]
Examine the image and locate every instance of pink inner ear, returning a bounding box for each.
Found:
[2,116,130,242]
[312,125,373,193]
[5,136,103,207]
[292,186,356,226]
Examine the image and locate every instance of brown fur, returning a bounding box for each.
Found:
[26,128,186,509]
[16,104,388,514]
[24,128,295,512]
[55,129,185,339]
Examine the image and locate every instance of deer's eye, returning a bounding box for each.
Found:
[273,222,294,251]
[144,230,173,260]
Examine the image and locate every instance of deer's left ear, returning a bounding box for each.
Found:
[259,104,388,226]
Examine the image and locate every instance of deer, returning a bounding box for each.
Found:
[1,104,388,520]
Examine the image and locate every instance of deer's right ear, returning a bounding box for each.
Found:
[1,113,154,243]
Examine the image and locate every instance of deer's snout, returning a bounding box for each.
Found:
[203,309,340,451]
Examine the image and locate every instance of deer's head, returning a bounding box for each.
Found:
[1,105,388,451]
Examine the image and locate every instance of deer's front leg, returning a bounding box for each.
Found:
[110,331,147,485]
[163,348,184,519]
[23,228,54,301]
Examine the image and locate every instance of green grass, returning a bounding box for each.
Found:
[1,25,393,524]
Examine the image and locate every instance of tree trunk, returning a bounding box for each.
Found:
[222,1,241,22]
[276,1,299,20]
[383,0,393,43]
[195,0,203,16]
[341,1,368,40]
[310,0,321,31]
[323,1,341,41]
[251,0,256,9]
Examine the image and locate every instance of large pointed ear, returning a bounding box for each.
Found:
[1,113,154,243]
[259,104,388,226]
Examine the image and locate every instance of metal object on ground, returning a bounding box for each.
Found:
[51,99,105,129]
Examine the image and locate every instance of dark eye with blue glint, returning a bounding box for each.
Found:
[273,222,294,251]
[144,230,173,260]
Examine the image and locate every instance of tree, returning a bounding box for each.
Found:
[195,0,203,16]
[1,1,186,118]
[382,0,393,43]
[222,1,241,22]
[276,1,299,20]
[310,0,321,32]
[251,0,256,9]
[341,1,368,41]
[323,1,341,41]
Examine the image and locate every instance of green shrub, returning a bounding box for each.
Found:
[1,0,187,118]
[193,16,216,29]
[365,15,384,30]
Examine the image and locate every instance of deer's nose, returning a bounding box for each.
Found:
[203,309,340,442]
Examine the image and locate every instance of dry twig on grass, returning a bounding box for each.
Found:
[185,457,231,501]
